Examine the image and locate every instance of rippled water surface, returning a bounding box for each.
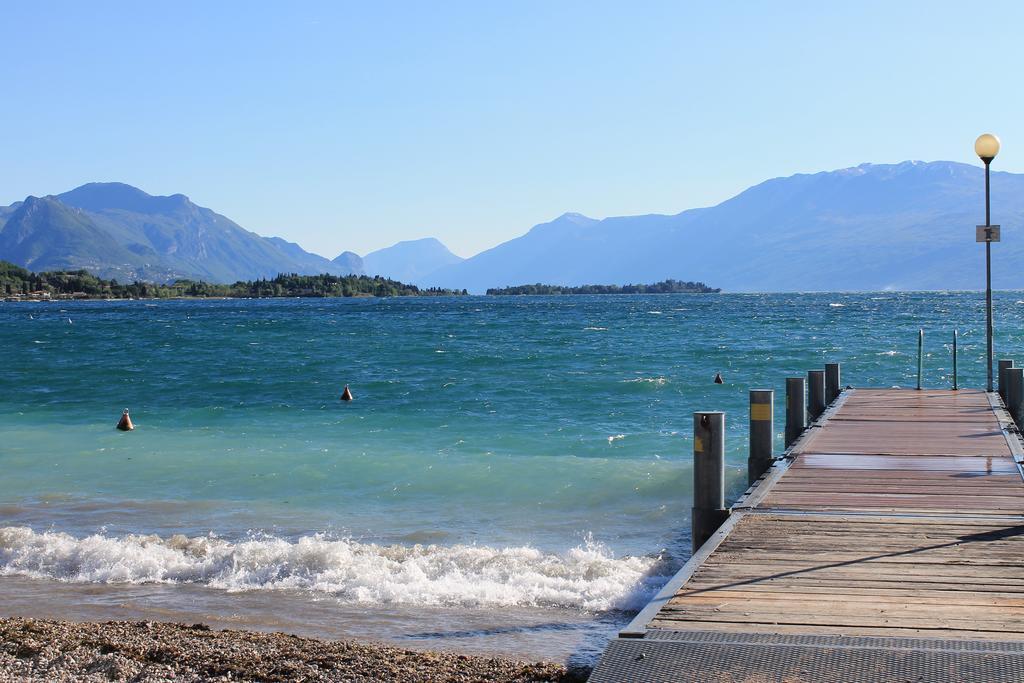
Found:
[1,293,1021,664]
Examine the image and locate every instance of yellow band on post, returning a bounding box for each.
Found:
[750,403,772,421]
[694,436,704,453]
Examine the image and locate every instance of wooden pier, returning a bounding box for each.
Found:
[590,388,1024,682]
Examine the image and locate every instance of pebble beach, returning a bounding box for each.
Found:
[0,618,588,682]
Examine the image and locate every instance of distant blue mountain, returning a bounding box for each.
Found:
[331,250,365,276]
[424,161,1024,292]
[4,163,1021,291]
[363,237,463,283]
[0,183,355,283]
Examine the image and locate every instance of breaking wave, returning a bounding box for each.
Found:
[0,527,670,612]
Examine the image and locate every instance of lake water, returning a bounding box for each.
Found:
[1,293,1021,666]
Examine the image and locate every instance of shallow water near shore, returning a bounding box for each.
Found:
[2,293,1023,664]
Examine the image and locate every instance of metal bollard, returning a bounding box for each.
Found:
[748,390,774,486]
[692,411,728,553]
[825,362,841,405]
[999,359,1014,402]
[807,370,826,423]
[785,377,806,449]
[917,329,924,390]
[1006,369,1024,429]
[952,330,958,391]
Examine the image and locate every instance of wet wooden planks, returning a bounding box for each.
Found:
[762,389,1024,515]
[650,388,1024,640]
[593,388,1024,681]
[801,389,1009,457]
[764,461,1024,514]
[650,514,1024,640]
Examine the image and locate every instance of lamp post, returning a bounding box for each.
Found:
[975,133,1001,392]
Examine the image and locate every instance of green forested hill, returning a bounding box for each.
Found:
[0,261,466,299]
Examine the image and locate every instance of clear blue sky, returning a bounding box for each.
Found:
[2,1,1021,258]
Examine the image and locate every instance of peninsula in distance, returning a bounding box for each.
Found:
[1,261,711,301]
[0,261,467,300]
[3,160,1023,294]
[485,280,718,295]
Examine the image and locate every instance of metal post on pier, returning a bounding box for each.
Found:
[808,370,826,423]
[1006,369,1024,428]
[975,133,1001,393]
[917,329,924,390]
[1006,369,1024,429]
[952,330,958,391]
[748,390,774,486]
[999,359,1014,402]
[825,362,841,405]
[692,411,728,553]
[785,377,806,449]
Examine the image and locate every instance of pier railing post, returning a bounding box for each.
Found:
[917,329,924,390]
[748,390,774,486]
[1006,369,1024,429]
[999,359,1014,402]
[825,362,841,405]
[692,411,728,553]
[785,377,806,449]
[952,330,958,391]
[807,370,826,423]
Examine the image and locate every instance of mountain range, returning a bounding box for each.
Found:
[2,161,1021,291]
[424,161,1024,292]
[0,182,466,286]
[0,183,349,283]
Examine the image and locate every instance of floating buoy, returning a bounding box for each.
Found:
[340,385,354,401]
[713,372,724,385]
[116,408,134,431]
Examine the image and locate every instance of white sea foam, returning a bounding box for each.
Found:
[622,377,668,385]
[829,303,844,307]
[583,326,608,331]
[607,434,626,444]
[0,527,668,612]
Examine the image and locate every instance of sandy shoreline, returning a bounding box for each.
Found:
[0,617,589,682]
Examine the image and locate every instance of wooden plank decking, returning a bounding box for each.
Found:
[590,389,1024,682]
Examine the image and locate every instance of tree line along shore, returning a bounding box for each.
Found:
[1,261,718,301]
[485,279,719,295]
[0,261,467,300]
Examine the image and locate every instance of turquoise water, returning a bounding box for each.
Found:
[1,293,1022,662]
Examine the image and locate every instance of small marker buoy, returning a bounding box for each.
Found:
[116,408,134,431]
[713,372,724,385]
[340,385,354,401]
